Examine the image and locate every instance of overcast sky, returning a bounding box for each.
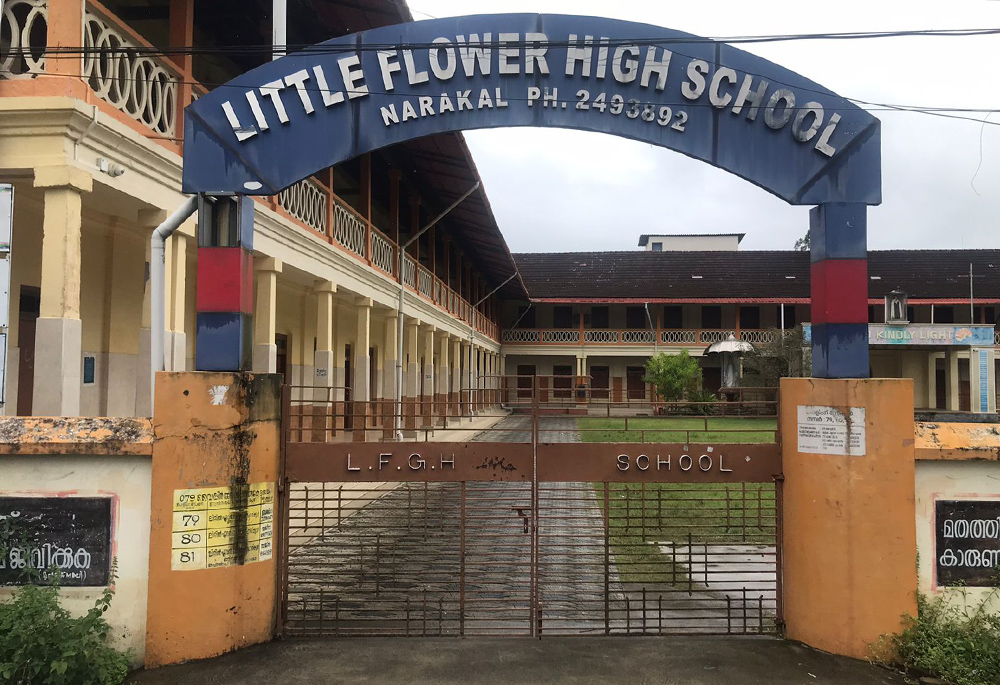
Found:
[410,0,1000,253]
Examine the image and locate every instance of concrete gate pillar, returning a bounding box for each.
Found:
[252,258,282,373]
[32,166,93,416]
[779,377,917,659]
[145,371,281,667]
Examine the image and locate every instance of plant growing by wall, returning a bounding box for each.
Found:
[643,351,702,403]
[875,589,1000,685]
[0,525,130,685]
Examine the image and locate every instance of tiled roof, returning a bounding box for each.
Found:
[511,250,1000,301]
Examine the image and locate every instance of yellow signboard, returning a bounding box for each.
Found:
[170,482,274,571]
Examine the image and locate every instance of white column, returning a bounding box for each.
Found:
[421,325,436,424]
[354,298,372,402]
[313,281,336,391]
[252,257,282,373]
[32,166,93,416]
[945,349,960,411]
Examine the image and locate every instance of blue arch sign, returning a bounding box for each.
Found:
[184,14,881,378]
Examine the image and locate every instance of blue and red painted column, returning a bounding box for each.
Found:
[195,196,254,371]
[809,203,869,378]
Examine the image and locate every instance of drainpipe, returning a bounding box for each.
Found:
[468,272,517,419]
[150,195,199,409]
[395,182,481,440]
[272,0,287,60]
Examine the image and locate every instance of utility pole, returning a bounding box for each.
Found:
[958,263,984,323]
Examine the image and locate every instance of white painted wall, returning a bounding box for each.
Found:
[0,454,152,665]
[915,460,1000,615]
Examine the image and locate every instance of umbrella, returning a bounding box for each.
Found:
[704,334,754,388]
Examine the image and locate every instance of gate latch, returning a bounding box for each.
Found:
[511,506,532,534]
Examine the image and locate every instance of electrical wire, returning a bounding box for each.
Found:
[18,25,1000,57]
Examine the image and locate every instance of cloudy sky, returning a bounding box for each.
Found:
[411,0,1000,253]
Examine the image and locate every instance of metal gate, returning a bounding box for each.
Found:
[278,385,782,638]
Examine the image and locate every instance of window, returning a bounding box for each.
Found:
[701,306,722,329]
[935,306,954,324]
[663,306,683,329]
[868,305,876,323]
[591,306,609,329]
[516,305,536,328]
[553,305,573,329]
[651,242,663,252]
[739,306,760,330]
[626,306,647,329]
[974,306,996,325]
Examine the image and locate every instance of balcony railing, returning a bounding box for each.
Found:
[0,0,47,76]
[273,182,499,341]
[739,329,780,344]
[1,0,182,137]
[504,328,766,347]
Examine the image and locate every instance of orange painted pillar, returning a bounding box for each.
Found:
[779,378,917,659]
[145,372,282,668]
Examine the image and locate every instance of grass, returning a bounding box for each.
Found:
[579,416,779,586]
[578,417,777,444]
[596,482,776,584]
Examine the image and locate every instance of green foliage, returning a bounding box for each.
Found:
[643,351,701,403]
[879,590,1000,685]
[686,389,720,415]
[794,228,811,251]
[0,567,130,685]
[740,326,810,387]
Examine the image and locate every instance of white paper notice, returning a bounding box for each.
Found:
[796,405,866,456]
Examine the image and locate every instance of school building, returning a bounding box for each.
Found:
[503,235,999,414]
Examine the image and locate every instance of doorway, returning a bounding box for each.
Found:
[16,286,39,416]
[626,366,645,400]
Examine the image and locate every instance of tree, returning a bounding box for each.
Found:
[794,228,811,251]
[643,351,701,402]
[740,326,810,387]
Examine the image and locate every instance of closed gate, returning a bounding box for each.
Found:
[278,385,782,638]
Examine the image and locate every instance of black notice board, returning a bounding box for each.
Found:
[935,499,1000,587]
[0,497,113,586]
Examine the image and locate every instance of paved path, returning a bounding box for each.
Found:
[127,637,907,685]
[283,416,777,636]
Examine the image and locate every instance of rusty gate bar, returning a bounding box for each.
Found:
[278,381,782,638]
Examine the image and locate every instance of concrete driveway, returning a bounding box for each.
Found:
[127,636,907,685]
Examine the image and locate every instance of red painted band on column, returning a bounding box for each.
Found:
[810,259,868,325]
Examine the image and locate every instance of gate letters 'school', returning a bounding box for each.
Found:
[280,410,782,637]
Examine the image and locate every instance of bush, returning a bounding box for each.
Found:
[644,351,701,403]
[687,389,719,415]
[879,590,1000,685]
[0,572,130,685]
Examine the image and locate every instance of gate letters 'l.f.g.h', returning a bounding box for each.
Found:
[181,14,882,378]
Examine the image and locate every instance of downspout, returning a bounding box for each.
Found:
[644,301,656,352]
[395,182,481,440]
[469,272,518,418]
[150,195,199,410]
[272,0,287,60]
